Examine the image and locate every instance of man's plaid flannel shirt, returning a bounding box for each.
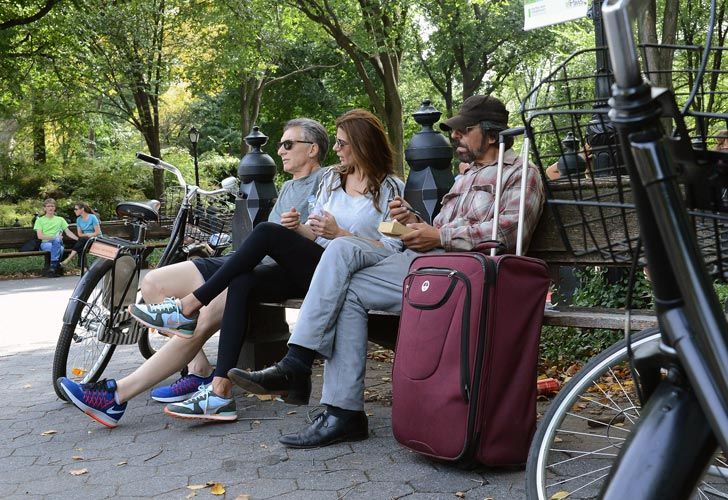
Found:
[434,149,544,253]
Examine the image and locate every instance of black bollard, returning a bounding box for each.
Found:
[404,99,454,224]
[232,126,278,249]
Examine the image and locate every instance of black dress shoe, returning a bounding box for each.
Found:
[279,410,369,449]
[227,363,311,405]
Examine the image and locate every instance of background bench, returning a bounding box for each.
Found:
[0,221,171,268]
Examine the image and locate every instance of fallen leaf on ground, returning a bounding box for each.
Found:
[286,411,296,415]
[23,384,32,389]
[71,456,84,461]
[186,484,206,490]
[235,495,251,500]
[255,395,273,401]
[210,483,225,495]
[455,492,465,498]
[116,461,127,466]
[550,492,570,500]
[69,468,88,476]
[41,430,58,436]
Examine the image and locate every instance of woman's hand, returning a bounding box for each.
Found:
[280,207,301,230]
[388,196,418,225]
[308,211,348,239]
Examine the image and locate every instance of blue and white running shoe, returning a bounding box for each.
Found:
[128,297,198,337]
[164,384,237,422]
[150,373,215,403]
[57,378,127,428]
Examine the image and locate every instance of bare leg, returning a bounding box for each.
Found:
[116,290,225,402]
[61,250,77,266]
[116,261,224,402]
[211,376,233,398]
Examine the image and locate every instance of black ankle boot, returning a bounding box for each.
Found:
[227,363,312,405]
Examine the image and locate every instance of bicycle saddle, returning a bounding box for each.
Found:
[115,200,161,222]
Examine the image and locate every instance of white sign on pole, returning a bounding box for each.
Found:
[523,0,589,31]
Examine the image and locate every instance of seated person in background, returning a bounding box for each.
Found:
[57,112,404,426]
[545,142,592,181]
[62,202,102,267]
[228,94,545,448]
[34,198,78,277]
[716,129,728,152]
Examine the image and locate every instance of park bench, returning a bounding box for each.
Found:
[0,221,170,269]
[239,180,658,368]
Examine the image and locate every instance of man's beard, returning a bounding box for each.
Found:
[456,140,485,163]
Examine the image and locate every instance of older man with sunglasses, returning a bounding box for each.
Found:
[230,95,545,447]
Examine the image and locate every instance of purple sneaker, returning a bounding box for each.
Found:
[150,373,215,403]
[57,378,127,428]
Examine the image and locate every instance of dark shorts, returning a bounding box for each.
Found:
[191,255,232,281]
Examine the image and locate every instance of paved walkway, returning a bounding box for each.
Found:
[0,276,527,499]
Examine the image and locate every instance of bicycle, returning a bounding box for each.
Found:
[52,152,238,401]
[521,0,728,497]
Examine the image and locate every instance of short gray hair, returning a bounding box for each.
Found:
[284,118,329,163]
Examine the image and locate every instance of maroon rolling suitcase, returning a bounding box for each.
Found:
[391,251,549,465]
[391,129,550,466]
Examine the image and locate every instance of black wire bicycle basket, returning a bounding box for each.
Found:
[521,43,728,277]
[161,187,235,255]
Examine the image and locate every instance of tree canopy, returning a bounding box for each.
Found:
[0,0,725,223]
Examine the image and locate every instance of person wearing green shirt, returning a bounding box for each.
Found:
[33,198,78,276]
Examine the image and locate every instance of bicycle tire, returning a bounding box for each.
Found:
[52,259,118,400]
[526,327,728,499]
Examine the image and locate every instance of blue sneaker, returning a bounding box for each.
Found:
[150,373,215,403]
[128,297,198,337]
[57,378,127,428]
[164,384,237,422]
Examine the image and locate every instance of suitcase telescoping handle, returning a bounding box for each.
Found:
[489,126,529,257]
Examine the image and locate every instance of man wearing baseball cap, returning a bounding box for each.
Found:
[716,130,728,152]
[229,95,545,448]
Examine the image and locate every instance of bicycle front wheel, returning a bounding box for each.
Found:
[52,259,118,400]
[526,327,728,499]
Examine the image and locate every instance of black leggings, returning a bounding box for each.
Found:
[192,222,324,378]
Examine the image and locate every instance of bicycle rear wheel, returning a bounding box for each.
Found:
[52,259,123,400]
[526,327,728,499]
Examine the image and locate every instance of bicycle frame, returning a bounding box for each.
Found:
[598,0,728,496]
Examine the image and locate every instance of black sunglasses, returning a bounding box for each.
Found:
[277,140,314,150]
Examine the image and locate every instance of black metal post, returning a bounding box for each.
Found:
[404,99,454,223]
[232,126,277,249]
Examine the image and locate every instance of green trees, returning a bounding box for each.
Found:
[0,0,726,222]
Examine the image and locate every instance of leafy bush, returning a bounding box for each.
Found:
[540,265,653,371]
[571,266,653,310]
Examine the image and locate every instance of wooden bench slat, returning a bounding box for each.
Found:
[256,299,657,331]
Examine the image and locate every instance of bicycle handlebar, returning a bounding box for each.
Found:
[135,152,187,189]
[603,0,646,89]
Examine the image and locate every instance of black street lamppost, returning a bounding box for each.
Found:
[188,126,200,187]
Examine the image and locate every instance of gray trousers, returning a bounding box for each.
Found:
[289,236,429,410]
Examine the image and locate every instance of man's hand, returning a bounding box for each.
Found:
[308,211,346,239]
[388,196,418,224]
[280,207,301,229]
[401,223,442,251]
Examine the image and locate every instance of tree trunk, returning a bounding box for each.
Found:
[33,120,46,164]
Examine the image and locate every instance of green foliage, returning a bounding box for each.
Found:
[571,266,654,310]
[541,266,653,369]
[540,325,623,368]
